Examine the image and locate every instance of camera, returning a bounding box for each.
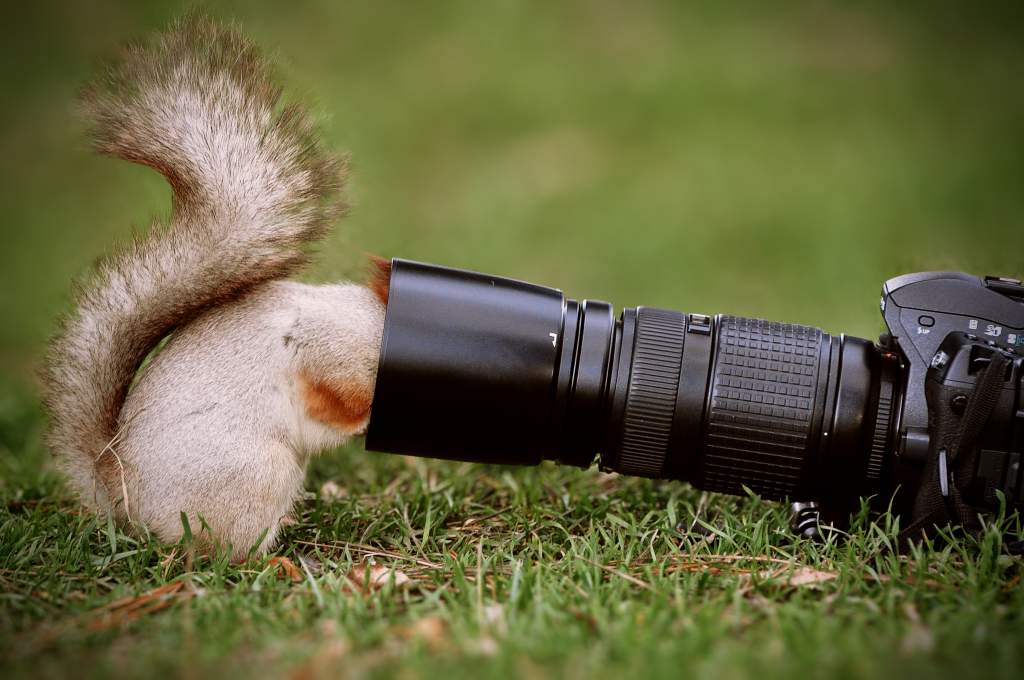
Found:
[366,261,1024,541]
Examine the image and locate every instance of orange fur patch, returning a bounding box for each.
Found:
[300,374,373,433]
[367,255,392,305]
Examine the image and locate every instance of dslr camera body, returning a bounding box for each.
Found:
[367,264,1024,542]
[875,273,1023,540]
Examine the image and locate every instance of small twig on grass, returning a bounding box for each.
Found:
[294,539,444,570]
[667,553,798,567]
[457,506,513,528]
[580,557,657,593]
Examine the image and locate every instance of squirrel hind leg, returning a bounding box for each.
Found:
[157,440,305,562]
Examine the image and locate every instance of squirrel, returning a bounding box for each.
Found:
[42,16,391,560]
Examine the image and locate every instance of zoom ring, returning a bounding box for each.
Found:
[616,308,685,477]
[700,316,827,499]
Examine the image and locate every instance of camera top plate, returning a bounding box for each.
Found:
[881,271,1024,441]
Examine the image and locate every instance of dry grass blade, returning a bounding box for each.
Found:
[87,581,191,632]
[660,553,799,577]
[295,539,443,570]
[581,558,656,592]
[16,581,192,656]
[395,616,449,651]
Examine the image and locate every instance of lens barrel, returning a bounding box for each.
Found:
[366,259,897,504]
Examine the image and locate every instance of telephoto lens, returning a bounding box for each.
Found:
[366,259,902,515]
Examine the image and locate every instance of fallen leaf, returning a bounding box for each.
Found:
[319,481,348,501]
[343,563,412,593]
[404,616,448,650]
[746,566,838,587]
[287,620,350,679]
[786,567,838,587]
[483,603,507,636]
[900,603,935,654]
[901,625,935,655]
[473,636,499,657]
[269,556,303,582]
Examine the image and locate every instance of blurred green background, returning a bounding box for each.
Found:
[1,0,1023,396]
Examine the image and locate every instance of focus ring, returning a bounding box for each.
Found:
[699,316,827,499]
[616,308,685,477]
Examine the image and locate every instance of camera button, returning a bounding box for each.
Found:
[918,315,935,327]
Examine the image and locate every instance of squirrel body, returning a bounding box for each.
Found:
[43,17,385,558]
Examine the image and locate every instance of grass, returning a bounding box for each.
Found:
[2,1,1024,677]
[2,391,1023,679]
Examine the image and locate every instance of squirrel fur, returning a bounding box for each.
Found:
[42,16,388,559]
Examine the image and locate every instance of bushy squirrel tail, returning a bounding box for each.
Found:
[42,15,346,509]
